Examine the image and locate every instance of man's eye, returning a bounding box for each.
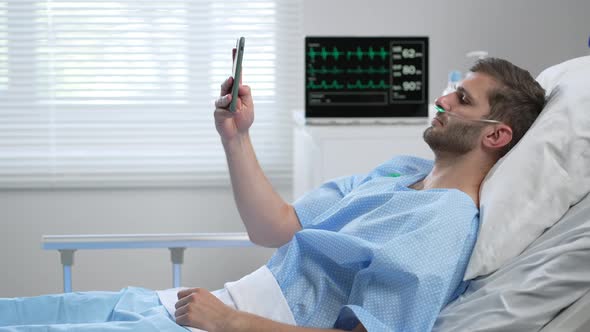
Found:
[458,93,469,104]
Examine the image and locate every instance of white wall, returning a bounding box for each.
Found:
[1,0,589,298]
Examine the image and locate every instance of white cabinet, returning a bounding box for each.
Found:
[293,118,433,199]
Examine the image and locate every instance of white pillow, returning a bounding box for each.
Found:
[464,56,590,280]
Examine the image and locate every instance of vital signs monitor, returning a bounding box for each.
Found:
[305,37,429,124]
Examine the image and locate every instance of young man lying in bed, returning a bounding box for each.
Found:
[0,58,546,332]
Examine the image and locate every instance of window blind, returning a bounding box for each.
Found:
[0,0,302,188]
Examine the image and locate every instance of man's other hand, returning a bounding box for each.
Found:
[175,287,236,332]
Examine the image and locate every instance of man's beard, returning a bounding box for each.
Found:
[423,118,483,155]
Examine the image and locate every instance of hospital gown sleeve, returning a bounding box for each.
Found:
[293,174,365,227]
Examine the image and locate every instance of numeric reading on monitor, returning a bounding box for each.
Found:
[391,43,424,102]
[305,37,428,118]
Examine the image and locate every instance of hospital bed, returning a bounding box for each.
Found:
[42,56,590,331]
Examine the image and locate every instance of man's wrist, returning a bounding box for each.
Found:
[219,309,249,332]
[222,133,251,152]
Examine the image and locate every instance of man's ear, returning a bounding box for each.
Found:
[483,124,512,150]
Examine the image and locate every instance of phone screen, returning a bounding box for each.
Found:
[229,37,245,113]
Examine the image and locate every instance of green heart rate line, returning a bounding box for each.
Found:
[307,80,345,90]
[346,47,388,61]
[307,66,345,75]
[307,80,390,90]
[307,46,388,61]
[347,66,388,74]
[307,47,345,61]
[307,65,389,75]
[347,80,390,89]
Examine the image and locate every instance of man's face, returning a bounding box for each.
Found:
[424,72,497,155]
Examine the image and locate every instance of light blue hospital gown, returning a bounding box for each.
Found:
[267,155,480,331]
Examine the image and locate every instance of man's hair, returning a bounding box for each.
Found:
[471,58,546,157]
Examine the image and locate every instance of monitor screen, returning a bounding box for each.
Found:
[305,36,428,118]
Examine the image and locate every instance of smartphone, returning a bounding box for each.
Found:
[229,37,245,113]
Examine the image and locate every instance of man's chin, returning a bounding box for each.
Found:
[422,126,434,137]
[422,127,440,144]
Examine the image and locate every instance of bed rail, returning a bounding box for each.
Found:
[42,233,254,292]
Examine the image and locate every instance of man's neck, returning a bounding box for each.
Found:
[411,152,495,206]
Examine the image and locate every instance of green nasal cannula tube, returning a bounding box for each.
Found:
[435,105,445,113]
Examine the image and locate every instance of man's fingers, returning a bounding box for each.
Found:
[175,287,203,309]
[214,109,235,120]
[175,296,188,310]
[175,295,191,309]
[215,94,232,109]
[174,303,189,317]
[238,85,252,105]
[177,288,191,299]
[238,85,250,97]
[220,76,234,96]
[175,313,190,326]
[177,287,198,300]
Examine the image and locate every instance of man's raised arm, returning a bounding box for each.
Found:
[213,76,301,248]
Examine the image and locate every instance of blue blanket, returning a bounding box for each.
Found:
[0,287,186,331]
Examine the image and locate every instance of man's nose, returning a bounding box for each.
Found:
[435,93,454,111]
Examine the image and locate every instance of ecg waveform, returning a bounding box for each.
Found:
[307,66,389,75]
[307,80,390,90]
[307,46,389,61]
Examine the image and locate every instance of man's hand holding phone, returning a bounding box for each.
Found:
[214,37,254,143]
